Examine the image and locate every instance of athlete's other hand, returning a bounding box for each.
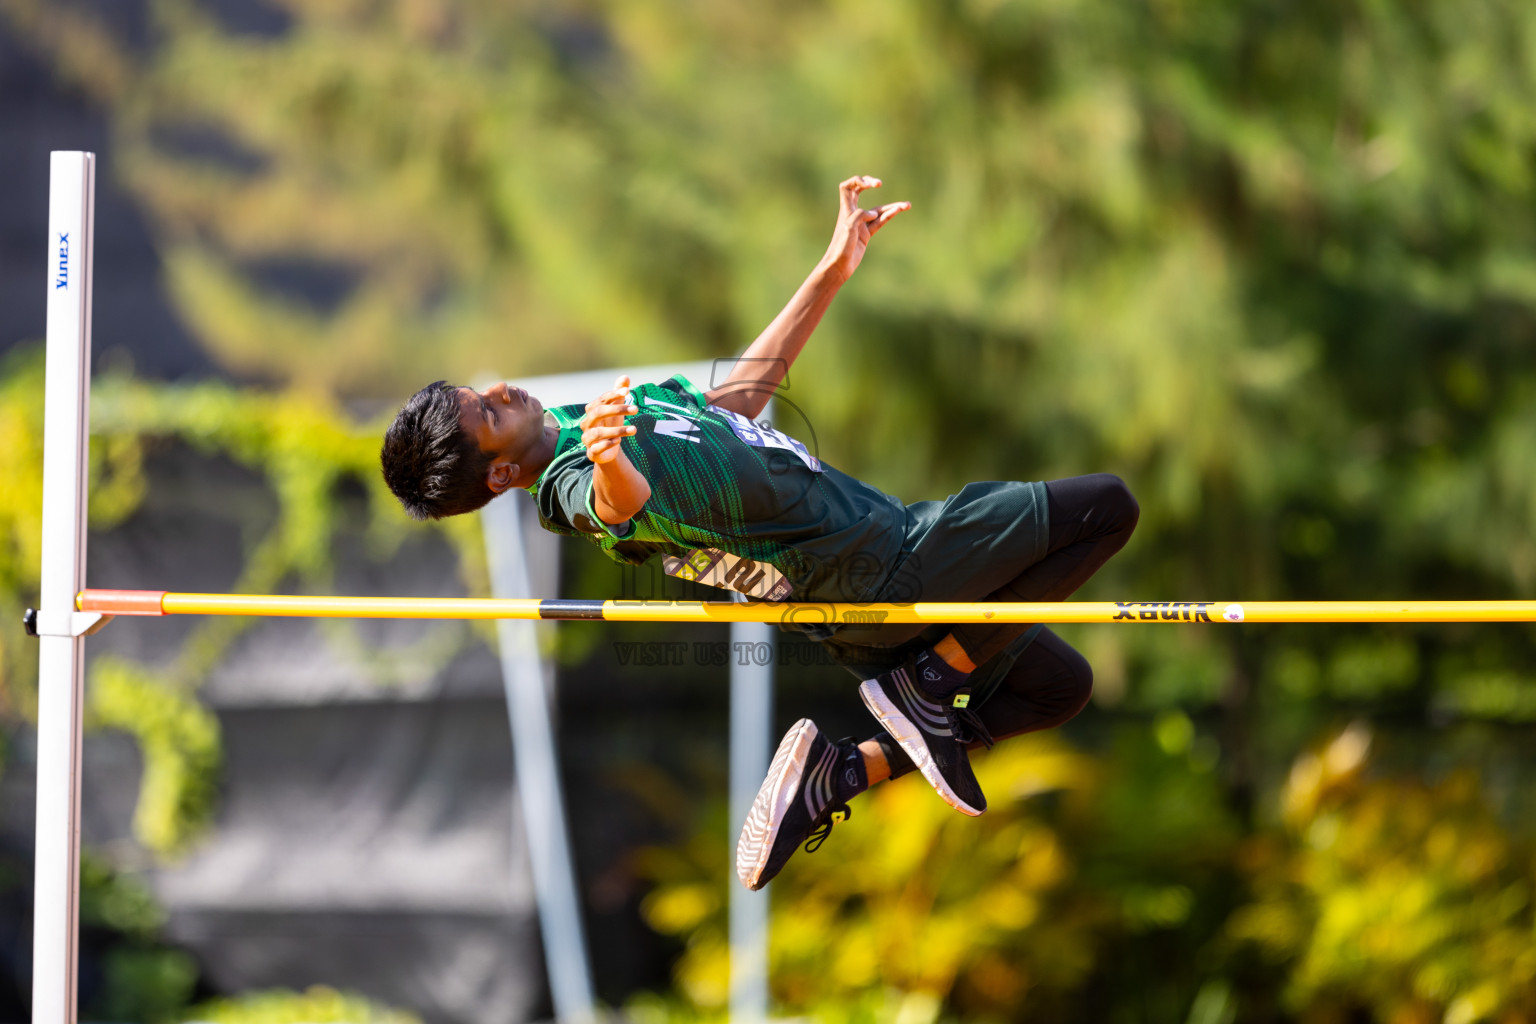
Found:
[581,374,637,464]
[822,176,910,283]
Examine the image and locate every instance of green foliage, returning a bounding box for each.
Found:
[7,0,1536,1019]
[0,353,486,854]
[8,0,1535,733]
[639,729,1239,1020]
[625,988,943,1024]
[80,851,168,939]
[4,0,1534,703]
[181,986,420,1024]
[640,726,1536,1022]
[1230,725,1536,1022]
[0,348,144,720]
[89,367,483,607]
[80,852,200,1023]
[88,656,222,857]
[101,947,201,1024]
[0,342,482,1012]
[0,346,476,1011]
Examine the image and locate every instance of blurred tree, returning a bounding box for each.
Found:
[0,346,478,1019]
[6,0,1536,1018]
[0,344,483,856]
[0,348,143,721]
[78,852,201,1024]
[638,728,1242,1020]
[1230,725,1536,1023]
[182,985,420,1023]
[3,0,1531,581]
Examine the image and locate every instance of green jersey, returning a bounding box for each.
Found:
[528,375,906,601]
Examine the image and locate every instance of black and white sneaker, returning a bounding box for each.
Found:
[858,659,992,816]
[735,719,858,891]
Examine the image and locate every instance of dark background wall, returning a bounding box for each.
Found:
[0,2,215,380]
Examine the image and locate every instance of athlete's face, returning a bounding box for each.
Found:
[456,382,546,491]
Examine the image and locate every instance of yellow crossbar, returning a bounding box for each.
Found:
[75,590,1536,624]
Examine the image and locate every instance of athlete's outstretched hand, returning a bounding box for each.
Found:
[822,176,910,282]
[581,375,637,464]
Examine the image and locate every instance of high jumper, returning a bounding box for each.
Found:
[35,155,1536,1024]
[379,175,1140,890]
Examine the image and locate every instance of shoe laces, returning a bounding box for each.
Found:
[804,738,859,854]
[804,804,850,854]
[948,689,995,749]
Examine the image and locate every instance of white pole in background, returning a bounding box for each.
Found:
[472,361,714,1022]
[728,611,773,1022]
[482,492,596,1022]
[33,151,96,1024]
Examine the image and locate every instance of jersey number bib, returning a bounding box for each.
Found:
[709,406,822,472]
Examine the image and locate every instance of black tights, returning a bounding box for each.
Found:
[872,474,1138,781]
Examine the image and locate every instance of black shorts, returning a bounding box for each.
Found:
[813,479,1050,676]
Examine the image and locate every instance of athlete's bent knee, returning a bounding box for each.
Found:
[1032,645,1094,729]
[1099,474,1140,534]
[1059,647,1094,723]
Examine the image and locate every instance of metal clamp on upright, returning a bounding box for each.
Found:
[23,607,113,638]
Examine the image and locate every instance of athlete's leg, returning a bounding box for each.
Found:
[943,473,1138,667]
[827,474,1137,663]
[735,633,1092,889]
[971,629,1094,741]
[769,474,1127,823]
[736,718,867,890]
[852,474,1132,813]
[858,737,892,783]
[868,628,1091,781]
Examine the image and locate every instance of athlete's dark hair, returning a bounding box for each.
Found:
[380,381,495,520]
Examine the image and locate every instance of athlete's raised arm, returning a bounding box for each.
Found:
[706,176,909,418]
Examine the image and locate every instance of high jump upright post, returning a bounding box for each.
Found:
[33,151,96,1024]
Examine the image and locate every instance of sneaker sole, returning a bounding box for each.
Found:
[859,680,984,817]
[736,718,819,891]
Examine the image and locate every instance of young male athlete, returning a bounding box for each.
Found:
[380,176,1138,890]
